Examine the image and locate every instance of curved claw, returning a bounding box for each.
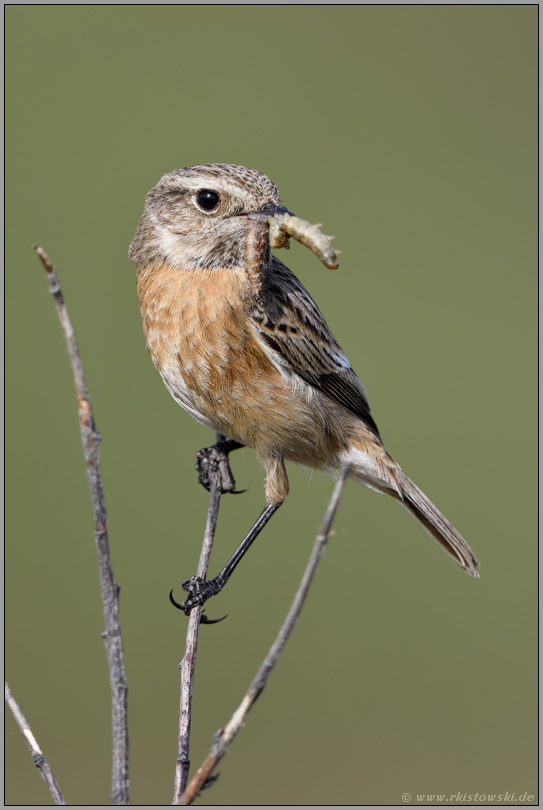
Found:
[195,440,245,495]
[169,590,227,625]
[200,612,228,625]
[231,487,249,495]
[169,589,185,611]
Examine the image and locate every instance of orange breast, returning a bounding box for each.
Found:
[137,263,288,442]
[136,262,357,471]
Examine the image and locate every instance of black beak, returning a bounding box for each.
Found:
[255,202,295,218]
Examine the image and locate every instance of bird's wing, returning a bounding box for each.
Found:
[251,256,380,438]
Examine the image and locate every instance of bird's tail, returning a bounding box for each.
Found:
[344,440,480,577]
[395,471,479,577]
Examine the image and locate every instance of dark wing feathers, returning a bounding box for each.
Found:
[317,372,379,437]
[252,257,380,438]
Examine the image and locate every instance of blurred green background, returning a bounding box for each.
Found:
[5,6,537,806]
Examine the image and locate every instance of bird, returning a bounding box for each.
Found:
[129,163,479,613]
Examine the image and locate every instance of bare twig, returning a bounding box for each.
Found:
[5,681,66,805]
[172,432,226,805]
[34,246,129,806]
[180,462,352,805]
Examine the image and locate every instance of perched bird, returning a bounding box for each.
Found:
[129,163,479,612]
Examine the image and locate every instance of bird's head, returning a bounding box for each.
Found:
[129,163,286,270]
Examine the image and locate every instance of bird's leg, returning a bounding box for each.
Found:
[195,438,245,495]
[170,437,246,621]
[179,502,282,614]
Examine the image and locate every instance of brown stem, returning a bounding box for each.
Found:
[172,432,225,805]
[5,682,66,806]
[34,246,129,806]
[180,462,352,805]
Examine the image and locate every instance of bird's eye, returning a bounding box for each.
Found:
[196,189,220,211]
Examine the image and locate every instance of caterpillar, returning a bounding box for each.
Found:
[268,213,341,270]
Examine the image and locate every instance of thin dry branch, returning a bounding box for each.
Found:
[172,433,225,804]
[5,682,66,806]
[180,461,352,805]
[34,246,129,806]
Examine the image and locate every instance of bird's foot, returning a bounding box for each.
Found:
[180,575,225,615]
[169,576,227,623]
[195,440,245,495]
